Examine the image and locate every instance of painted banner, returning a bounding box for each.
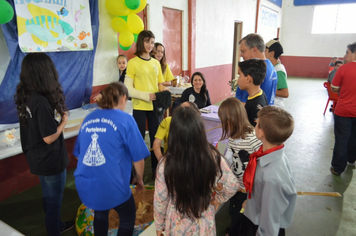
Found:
[14,0,93,52]
[268,0,283,8]
[294,0,356,6]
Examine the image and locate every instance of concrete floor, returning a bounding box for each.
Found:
[0,77,355,236]
[277,78,356,236]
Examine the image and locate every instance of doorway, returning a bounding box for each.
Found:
[163,7,182,76]
[231,21,243,81]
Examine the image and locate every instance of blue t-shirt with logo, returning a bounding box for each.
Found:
[73,109,150,210]
[235,59,277,105]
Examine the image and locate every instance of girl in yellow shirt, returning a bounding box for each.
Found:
[125,30,165,177]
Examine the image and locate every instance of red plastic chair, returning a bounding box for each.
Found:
[323,82,339,115]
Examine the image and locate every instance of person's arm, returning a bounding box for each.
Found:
[124,75,151,101]
[133,159,145,192]
[235,86,248,103]
[276,88,289,98]
[43,113,68,144]
[331,69,342,92]
[213,158,239,204]
[257,180,289,236]
[153,138,163,161]
[205,90,211,106]
[154,163,168,233]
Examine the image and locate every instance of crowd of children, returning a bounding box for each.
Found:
[15,30,299,236]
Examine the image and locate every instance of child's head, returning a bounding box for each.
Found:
[151,42,167,73]
[134,30,155,56]
[117,55,127,72]
[20,52,59,90]
[238,59,266,89]
[97,82,128,110]
[181,101,200,112]
[218,97,253,140]
[255,106,294,145]
[265,39,284,59]
[334,60,343,70]
[152,42,166,62]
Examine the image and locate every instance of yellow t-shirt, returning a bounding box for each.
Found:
[163,64,174,82]
[126,57,164,110]
[155,117,172,152]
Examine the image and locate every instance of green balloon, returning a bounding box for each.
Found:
[0,0,14,24]
[134,33,138,43]
[119,43,131,51]
[125,0,140,10]
[119,15,128,21]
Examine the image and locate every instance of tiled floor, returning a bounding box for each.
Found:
[0,77,355,236]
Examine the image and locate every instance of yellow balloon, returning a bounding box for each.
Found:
[111,17,129,33]
[105,0,129,16]
[119,30,134,47]
[127,13,144,34]
[129,0,146,14]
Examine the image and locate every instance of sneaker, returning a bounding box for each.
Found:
[347,161,356,166]
[61,221,75,234]
[330,167,341,176]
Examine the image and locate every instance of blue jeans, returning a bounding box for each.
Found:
[39,169,66,236]
[331,115,356,174]
[94,194,136,236]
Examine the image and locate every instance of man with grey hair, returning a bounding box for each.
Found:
[235,33,277,105]
[330,42,356,176]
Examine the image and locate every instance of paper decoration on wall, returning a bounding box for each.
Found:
[14,1,93,52]
[105,0,146,51]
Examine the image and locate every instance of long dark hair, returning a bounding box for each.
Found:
[191,72,208,102]
[151,42,167,73]
[97,82,128,109]
[14,53,68,126]
[134,30,155,56]
[162,106,222,219]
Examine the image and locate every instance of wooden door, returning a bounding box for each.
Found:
[163,7,182,76]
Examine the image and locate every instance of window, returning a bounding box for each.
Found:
[312,4,356,34]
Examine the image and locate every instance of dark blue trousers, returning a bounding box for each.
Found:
[331,114,356,174]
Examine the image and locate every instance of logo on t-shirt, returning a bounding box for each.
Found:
[189,94,195,103]
[54,109,61,123]
[83,133,106,166]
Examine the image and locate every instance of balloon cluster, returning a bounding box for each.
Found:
[0,0,14,24]
[106,0,146,50]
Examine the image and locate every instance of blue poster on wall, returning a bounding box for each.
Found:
[268,0,283,8]
[294,0,356,6]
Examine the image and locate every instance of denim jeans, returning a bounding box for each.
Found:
[94,194,136,236]
[38,169,66,236]
[331,115,356,174]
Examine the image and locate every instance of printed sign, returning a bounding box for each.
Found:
[14,0,93,52]
[257,5,279,42]
[294,0,356,6]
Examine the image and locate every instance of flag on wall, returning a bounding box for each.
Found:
[14,0,93,52]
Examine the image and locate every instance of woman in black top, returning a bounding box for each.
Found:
[180,72,211,109]
[14,53,74,235]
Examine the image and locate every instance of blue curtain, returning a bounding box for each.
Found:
[0,0,99,124]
